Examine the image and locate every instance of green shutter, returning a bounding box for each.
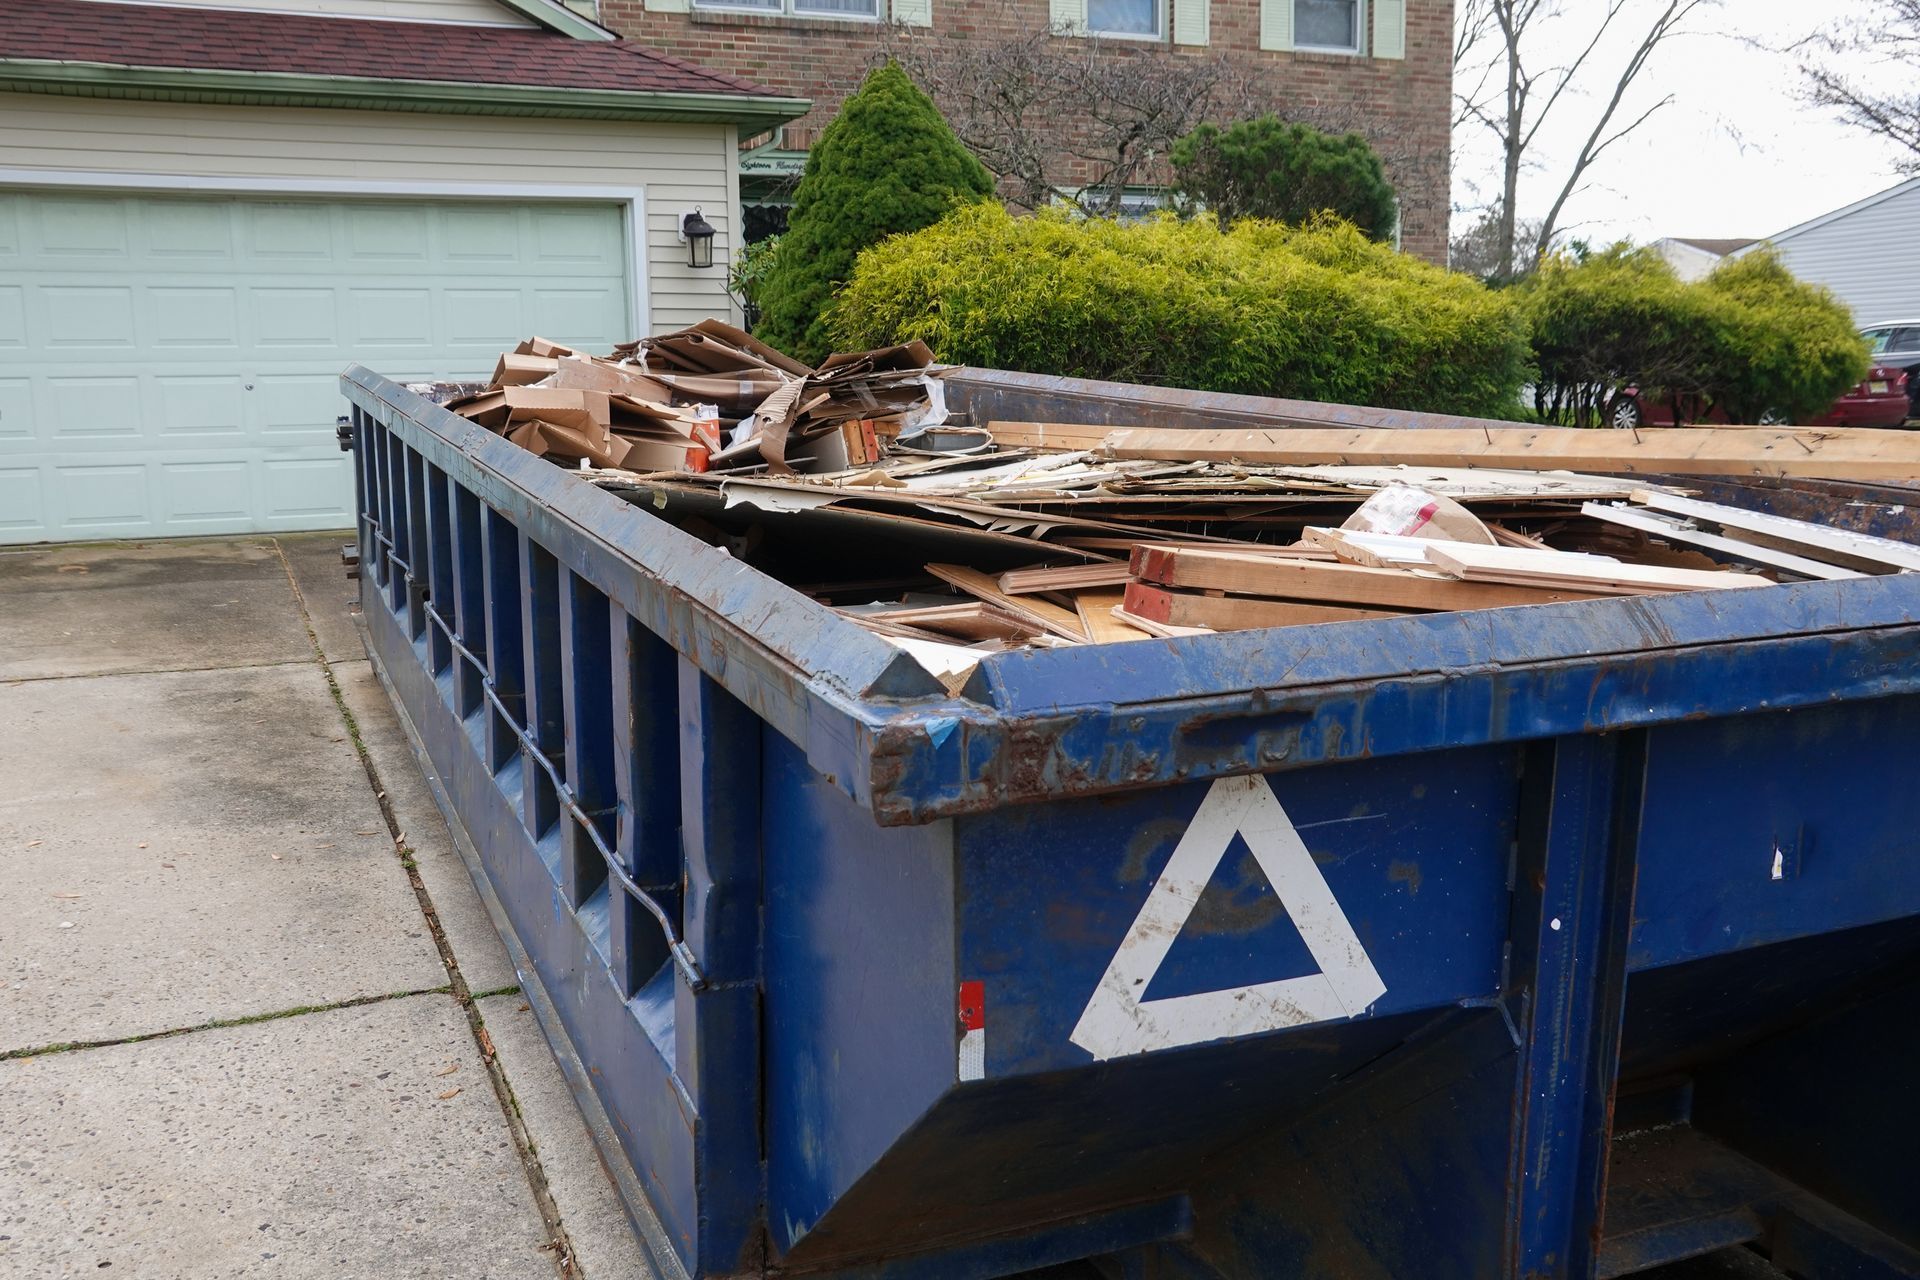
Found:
[1050,0,1086,33]
[1174,0,1209,45]
[646,0,690,11]
[892,0,932,25]
[1373,0,1405,58]
[1260,0,1293,50]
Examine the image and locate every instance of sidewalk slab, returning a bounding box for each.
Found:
[0,993,555,1279]
[479,994,652,1279]
[0,664,444,1052]
[333,659,520,998]
[275,531,362,666]
[0,539,312,681]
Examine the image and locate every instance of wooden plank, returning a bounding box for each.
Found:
[1095,425,1920,483]
[1629,490,1920,573]
[1062,536,1338,560]
[1303,527,1438,568]
[1488,523,1554,550]
[926,562,1091,641]
[1422,542,1766,594]
[1123,582,1399,631]
[1131,546,1619,610]
[989,421,1128,452]
[1581,503,1864,582]
[999,562,1133,595]
[1074,589,1155,643]
[1112,606,1213,638]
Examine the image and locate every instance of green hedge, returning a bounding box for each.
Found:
[829,205,1531,417]
[1523,246,1869,425]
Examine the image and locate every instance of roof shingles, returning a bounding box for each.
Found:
[0,0,781,99]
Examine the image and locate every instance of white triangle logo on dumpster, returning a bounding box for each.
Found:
[1070,774,1387,1062]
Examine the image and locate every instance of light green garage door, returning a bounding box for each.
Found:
[0,190,632,543]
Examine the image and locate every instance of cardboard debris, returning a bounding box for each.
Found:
[430,330,1918,685]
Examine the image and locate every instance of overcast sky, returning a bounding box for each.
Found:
[1450,0,1912,246]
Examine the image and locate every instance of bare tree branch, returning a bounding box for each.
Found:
[1454,0,1715,279]
[1797,0,1920,172]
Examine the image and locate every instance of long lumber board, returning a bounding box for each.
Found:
[926,563,1091,641]
[1122,582,1398,631]
[1132,546,1618,611]
[1095,425,1920,483]
[1422,542,1766,593]
[1582,503,1864,581]
[1629,490,1920,573]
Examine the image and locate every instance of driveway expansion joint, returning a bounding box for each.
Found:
[272,537,581,1279]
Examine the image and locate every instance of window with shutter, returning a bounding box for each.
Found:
[1295,0,1360,52]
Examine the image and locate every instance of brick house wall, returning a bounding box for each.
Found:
[597,0,1453,263]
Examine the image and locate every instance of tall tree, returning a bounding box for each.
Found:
[1798,0,1920,169]
[754,63,995,365]
[1455,0,1711,281]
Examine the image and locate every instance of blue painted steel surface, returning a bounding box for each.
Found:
[343,365,1920,1280]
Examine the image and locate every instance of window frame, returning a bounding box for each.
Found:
[691,0,883,21]
[1293,0,1366,55]
[1084,0,1167,42]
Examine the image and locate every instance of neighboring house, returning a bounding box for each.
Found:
[600,0,1454,263]
[0,0,805,544]
[1736,175,1920,327]
[1652,237,1757,283]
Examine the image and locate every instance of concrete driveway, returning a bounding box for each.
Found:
[0,534,650,1279]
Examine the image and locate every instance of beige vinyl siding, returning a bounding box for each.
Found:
[0,93,737,333]
[80,0,538,26]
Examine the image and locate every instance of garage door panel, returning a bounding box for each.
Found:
[0,468,42,534]
[259,456,354,523]
[46,377,142,437]
[3,191,632,542]
[346,205,431,261]
[253,375,339,437]
[158,459,253,528]
[0,378,29,439]
[150,287,243,349]
[533,288,627,350]
[157,375,248,436]
[247,203,336,260]
[34,198,130,257]
[251,287,341,348]
[0,195,20,257]
[42,286,136,348]
[444,207,521,261]
[52,462,150,531]
[0,287,23,346]
[144,201,238,260]
[349,288,436,347]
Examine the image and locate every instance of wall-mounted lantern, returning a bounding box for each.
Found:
[679,209,717,270]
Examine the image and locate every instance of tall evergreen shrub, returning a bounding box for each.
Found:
[755,64,995,365]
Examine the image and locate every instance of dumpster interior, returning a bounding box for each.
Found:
[344,351,1920,1280]
[415,330,1920,695]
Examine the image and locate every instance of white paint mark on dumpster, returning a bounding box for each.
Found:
[958,980,986,1082]
[1070,774,1387,1062]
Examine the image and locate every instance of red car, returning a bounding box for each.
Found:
[1609,364,1912,429]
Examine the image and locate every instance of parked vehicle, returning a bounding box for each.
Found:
[1610,324,1916,429]
[1862,320,1920,419]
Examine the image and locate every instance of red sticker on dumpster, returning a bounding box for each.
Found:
[957,980,985,1032]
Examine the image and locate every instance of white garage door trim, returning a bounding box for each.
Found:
[0,168,651,336]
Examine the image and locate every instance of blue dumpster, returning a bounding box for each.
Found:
[342,365,1920,1280]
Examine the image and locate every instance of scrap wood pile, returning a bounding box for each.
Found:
[430,329,1920,685]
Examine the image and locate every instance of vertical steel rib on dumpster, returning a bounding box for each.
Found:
[342,366,1920,1280]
